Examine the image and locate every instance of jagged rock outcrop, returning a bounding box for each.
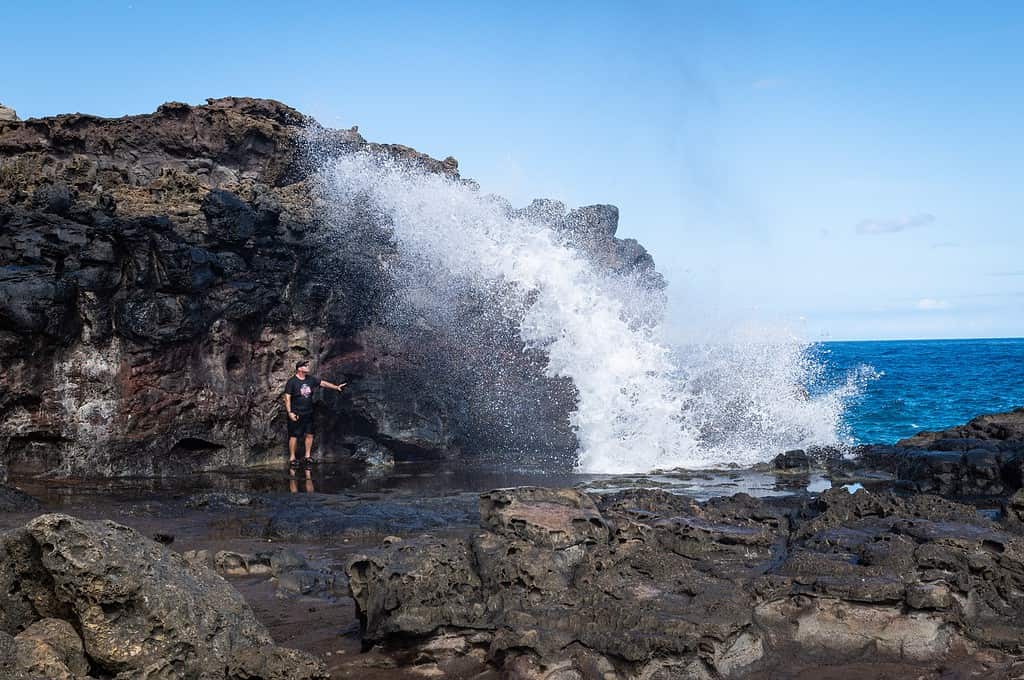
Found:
[898,407,1024,448]
[852,407,1024,497]
[0,97,660,477]
[345,486,1024,679]
[0,103,18,122]
[0,513,328,679]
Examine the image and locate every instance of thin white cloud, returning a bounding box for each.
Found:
[916,298,950,310]
[856,213,935,235]
[752,78,782,90]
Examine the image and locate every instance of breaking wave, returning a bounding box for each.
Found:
[317,152,867,473]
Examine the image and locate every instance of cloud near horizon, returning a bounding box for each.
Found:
[856,213,935,235]
[916,298,951,311]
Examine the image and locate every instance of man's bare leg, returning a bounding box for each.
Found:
[288,436,297,462]
[304,434,314,461]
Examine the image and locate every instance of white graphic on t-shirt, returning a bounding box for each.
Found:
[300,383,312,398]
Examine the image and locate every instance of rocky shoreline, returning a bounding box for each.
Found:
[0,408,1020,678]
[3,99,1024,677]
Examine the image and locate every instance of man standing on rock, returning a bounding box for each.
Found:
[283,360,346,467]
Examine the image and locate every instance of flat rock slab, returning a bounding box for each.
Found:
[479,487,608,549]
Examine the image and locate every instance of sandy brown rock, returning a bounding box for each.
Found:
[14,618,90,679]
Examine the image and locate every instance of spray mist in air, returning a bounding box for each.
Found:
[316,151,861,473]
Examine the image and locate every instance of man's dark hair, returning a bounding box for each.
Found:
[295,360,309,371]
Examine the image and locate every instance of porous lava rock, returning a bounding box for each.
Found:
[0,512,328,679]
[346,486,1024,679]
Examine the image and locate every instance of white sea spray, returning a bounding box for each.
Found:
[316,151,867,473]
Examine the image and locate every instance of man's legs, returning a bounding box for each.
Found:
[288,436,297,462]
[304,433,314,460]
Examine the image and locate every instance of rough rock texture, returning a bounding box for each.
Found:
[0,103,18,122]
[346,486,1024,679]
[14,618,90,679]
[0,97,661,477]
[0,512,327,679]
[898,407,1024,448]
[851,407,1024,497]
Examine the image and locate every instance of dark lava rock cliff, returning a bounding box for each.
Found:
[0,97,658,477]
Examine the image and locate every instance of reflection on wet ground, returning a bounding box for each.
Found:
[10,458,854,506]
[289,467,316,494]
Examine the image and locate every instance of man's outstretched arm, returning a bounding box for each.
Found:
[320,380,347,392]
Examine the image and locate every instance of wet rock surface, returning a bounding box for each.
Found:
[849,407,1024,497]
[1,414,1024,680]
[229,491,479,542]
[346,482,1024,679]
[0,483,42,512]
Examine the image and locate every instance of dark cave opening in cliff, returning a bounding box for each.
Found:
[169,438,226,453]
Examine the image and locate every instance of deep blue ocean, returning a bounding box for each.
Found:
[814,338,1024,445]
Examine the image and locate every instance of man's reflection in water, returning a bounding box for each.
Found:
[288,467,315,494]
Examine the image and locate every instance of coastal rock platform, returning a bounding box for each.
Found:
[345,484,1024,679]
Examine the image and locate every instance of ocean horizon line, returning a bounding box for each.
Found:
[817,335,1024,344]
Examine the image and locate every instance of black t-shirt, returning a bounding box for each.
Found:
[285,375,321,415]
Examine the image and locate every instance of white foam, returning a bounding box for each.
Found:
[316,152,865,473]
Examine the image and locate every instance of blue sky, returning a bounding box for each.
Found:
[4,1,1022,340]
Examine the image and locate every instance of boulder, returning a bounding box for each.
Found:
[0,513,327,679]
[772,449,811,471]
[0,484,41,512]
[14,618,90,679]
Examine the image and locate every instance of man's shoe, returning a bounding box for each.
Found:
[303,457,314,467]
[289,459,300,469]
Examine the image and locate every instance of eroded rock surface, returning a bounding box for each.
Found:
[346,485,1024,679]
[0,512,328,679]
[851,407,1024,497]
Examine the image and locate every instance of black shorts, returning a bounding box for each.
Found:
[287,412,315,438]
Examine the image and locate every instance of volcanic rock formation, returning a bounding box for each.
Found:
[0,97,659,477]
[0,513,328,679]
[346,484,1024,679]
[853,407,1024,497]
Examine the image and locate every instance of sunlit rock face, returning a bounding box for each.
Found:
[0,513,329,678]
[345,486,1024,679]
[0,97,650,476]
